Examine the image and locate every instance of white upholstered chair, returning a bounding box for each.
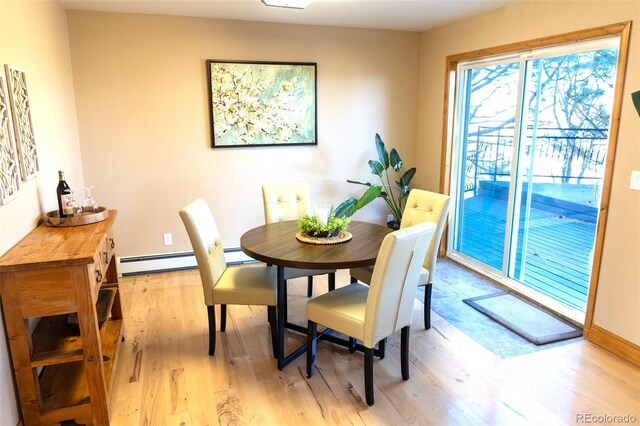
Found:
[350,189,450,329]
[179,198,277,356]
[262,182,337,296]
[306,222,437,406]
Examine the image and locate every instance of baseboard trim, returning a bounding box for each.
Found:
[117,248,256,276]
[587,324,640,368]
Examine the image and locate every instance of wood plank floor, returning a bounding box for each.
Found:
[458,194,595,310]
[109,268,640,425]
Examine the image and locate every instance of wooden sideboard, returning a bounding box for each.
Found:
[0,210,124,425]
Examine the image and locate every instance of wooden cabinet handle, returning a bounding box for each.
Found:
[104,251,108,264]
[95,269,103,283]
[110,239,115,249]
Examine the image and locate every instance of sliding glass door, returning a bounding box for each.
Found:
[454,60,521,272]
[450,38,620,319]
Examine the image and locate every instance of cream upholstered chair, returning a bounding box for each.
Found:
[179,198,277,356]
[350,189,450,330]
[262,182,336,297]
[306,222,437,406]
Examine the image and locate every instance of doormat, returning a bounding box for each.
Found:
[463,292,583,345]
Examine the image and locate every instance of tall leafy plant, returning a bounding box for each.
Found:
[632,90,640,117]
[335,134,415,225]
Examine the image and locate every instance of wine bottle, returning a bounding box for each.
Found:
[56,170,73,218]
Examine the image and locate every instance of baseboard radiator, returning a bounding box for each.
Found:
[117,248,257,277]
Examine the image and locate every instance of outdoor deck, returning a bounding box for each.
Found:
[457,191,595,311]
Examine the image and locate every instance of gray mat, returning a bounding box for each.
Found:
[463,292,583,345]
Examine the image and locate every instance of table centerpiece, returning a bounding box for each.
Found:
[296,203,352,244]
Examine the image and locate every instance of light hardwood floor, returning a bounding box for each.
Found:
[109,267,640,425]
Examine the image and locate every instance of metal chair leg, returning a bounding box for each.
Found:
[268,306,277,359]
[328,272,336,291]
[307,321,318,377]
[348,337,356,353]
[378,338,386,359]
[307,276,313,297]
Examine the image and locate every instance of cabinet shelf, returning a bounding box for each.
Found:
[39,318,122,413]
[31,289,120,368]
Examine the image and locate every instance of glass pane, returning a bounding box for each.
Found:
[454,62,520,271]
[509,48,618,311]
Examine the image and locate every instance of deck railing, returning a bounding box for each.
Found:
[464,126,608,194]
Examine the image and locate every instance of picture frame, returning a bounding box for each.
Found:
[0,72,21,204]
[5,65,38,180]
[207,60,317,148]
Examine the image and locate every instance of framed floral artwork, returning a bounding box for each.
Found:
[0,73,21,204]
[207,60,317,148]
[5,65,38,180]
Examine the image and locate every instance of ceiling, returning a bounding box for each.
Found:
[58,0,518,32]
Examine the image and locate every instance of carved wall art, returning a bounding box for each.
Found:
[5,65,38,181]
[0,73,21,204]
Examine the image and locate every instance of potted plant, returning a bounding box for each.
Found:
[334,133,415,229]
[298,214,350,238]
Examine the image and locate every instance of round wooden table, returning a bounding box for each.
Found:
[240,220,391,369]
[241,220,391,270]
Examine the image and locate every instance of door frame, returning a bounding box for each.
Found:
[438,22,631,333]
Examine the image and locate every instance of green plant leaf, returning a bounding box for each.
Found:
[355,185,382,210]
[399,167,416,187]
[633,90,640,117]
[390,148,403,172]
[375,134,389,169]
[395,180,410,196]
[368,160,385,177]
[334,198,357,218]
[344,133,414,222]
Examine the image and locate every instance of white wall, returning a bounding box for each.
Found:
[0,0,85,422]
[66,11,422,257]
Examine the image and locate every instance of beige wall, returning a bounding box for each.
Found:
[417,0,640,344]
[66,11,421,257]
[0,1,636,420]
[0,0,85,422]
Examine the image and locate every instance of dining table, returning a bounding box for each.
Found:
[240,220,391,370]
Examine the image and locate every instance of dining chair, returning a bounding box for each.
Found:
[179,198,277,357]
[349,189,450,330]
[262,182,337,297]
[306,222,437,406]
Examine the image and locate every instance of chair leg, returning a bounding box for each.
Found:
[364,347,375,406]
[423,283,433,330]
[328,272,336,291]
[348,338,356,353]
[307,276,313,297]
[306,321,318,378]
[207,305,216,356]
[378,338,386,359]
[401,326,410,380]
[268,306,278,359]
[220,304,227,332]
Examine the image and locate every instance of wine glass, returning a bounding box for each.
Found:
[83,186,99,213]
